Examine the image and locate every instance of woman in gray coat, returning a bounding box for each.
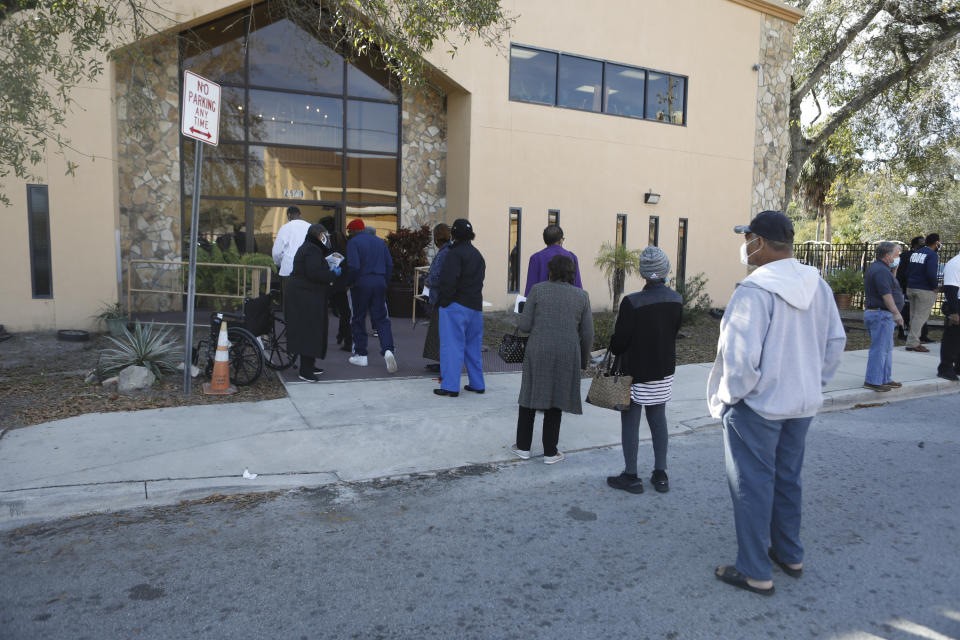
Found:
[511,255,594,464]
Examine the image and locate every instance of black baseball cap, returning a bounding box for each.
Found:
[734,210,794,243]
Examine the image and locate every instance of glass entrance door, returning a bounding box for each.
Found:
[252,202,340,260]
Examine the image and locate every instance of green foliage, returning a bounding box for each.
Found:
[678,272,713,324]
[824,268,864,295]
[92,301,126,322]
[593,242,644,310]
[591,311,616,351]
[100,322,182,379]
[386,225,431,285]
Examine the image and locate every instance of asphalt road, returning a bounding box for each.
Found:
[2,395,959,640]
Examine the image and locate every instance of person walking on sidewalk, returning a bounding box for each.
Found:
[422,223,452,373]
[510,255,593,464]
[862,242,905,392]
[606,247,682,494]
[435,219,486,397]
[937,252,960,381]
[905,233,942,352]
[345,219,398,373]
[286,224,342,382]
[708,210,846,596]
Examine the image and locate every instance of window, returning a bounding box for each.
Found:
[557,55,602,112]
[509,46,557,105]
[646,72,686,124]
[27,184,52,298]
[677,218,689,287]
[548,209,559,226]
[616,213,627,248]
[509,44,687,126]
[180,4,400,257]
[648,215,659,247]
[605,64,645,118]
[508,208,522,292]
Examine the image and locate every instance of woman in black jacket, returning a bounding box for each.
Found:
[286,224,341,382]
[606,246,683,494]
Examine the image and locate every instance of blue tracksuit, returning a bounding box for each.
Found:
[347,233,394,356]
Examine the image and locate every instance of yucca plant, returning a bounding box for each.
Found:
[594,242,644,311]
[100,322,182,378]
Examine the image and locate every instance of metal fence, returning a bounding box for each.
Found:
[795,241,959,315]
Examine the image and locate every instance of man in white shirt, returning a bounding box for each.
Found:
[937,252,960,381]
[271,206,311,307]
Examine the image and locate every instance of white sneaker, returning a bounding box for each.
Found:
[348,354,368,367]
[510,444,531,460]
[384,349,398,373]
[543,451,565,465]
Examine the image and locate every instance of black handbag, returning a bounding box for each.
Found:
[497,329,528,364]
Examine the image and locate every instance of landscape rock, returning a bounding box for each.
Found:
[102,376,118,388]
[117,365,156,393]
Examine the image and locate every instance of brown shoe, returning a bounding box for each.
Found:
[905,345,930,352]
[863,382,891,392]
[884,381,902,388]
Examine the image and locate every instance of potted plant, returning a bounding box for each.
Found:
[385,225,432,317]
[93,301,129,337]
[823,267,863,310]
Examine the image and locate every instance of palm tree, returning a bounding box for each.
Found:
[594,242,643,312]
[794,151,837,242]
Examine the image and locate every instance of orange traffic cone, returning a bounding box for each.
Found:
[203,317,237,395]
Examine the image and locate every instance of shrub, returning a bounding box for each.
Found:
[386,225,431,285]
[194,238,278,310]
[678,272,713,324]
[100,322,182,378]
[823,267,863,295]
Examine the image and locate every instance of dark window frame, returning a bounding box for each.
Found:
[677,218,689,288]
[548,209,559,226]
[648,215,659,247]
[26,184,53,298]
[508,42,688,127]
[179,4,402,250]
[508,207,522,293]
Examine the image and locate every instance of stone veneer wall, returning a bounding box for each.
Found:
[751,15,795,214]
[401,84,447,231]
[115,37,182,312]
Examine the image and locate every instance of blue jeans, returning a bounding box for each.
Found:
[863,309,894,385]
[722,401,812,581]
[438,303,484,392]
[350,275,394,356]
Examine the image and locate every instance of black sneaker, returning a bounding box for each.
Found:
[937,369,959,381]
[313,368,325,376]
[606,472,644,494]
[650,470,670,493]
[298,372,319,383]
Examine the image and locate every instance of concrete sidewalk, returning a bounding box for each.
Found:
[1,347,956,530]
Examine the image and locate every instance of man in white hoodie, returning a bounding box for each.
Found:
[708,210,846,596]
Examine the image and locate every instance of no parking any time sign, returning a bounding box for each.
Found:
[181,70,221,146]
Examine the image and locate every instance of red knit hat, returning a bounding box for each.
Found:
[346,219,365,231]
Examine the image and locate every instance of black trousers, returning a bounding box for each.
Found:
[331,291,351,348]
[516,406,562,457]
[299,355,316,377]
[939,322,960,375]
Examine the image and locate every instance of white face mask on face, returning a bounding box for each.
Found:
[739,237,762,265]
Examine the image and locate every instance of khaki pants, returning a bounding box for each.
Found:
[906,288,937,347]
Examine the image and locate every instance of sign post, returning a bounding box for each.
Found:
[181,71,221,394]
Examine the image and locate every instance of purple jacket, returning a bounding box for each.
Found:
[524,244,582,296]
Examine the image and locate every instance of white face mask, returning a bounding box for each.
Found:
[739,237,761,265]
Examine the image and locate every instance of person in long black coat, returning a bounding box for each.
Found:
[286,223,340,382]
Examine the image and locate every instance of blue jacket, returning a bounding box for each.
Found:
[346,232,393,286]
[906,246,939,290]
[426,242,451,305]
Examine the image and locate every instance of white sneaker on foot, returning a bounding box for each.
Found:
[348,354,368,367]
[384,349,398,373]
[543,451,565,465]
[510,444,531,460]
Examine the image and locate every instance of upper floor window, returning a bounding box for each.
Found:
[509,44,687,126]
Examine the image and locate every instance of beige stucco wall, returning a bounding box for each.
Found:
[426,0,798,310]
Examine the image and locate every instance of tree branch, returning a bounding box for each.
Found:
[792,0,888,102]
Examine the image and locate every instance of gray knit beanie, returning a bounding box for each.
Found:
[637,246,670,280]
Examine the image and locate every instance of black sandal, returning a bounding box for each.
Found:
[768,548,803,578]
[715,565,775,596]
